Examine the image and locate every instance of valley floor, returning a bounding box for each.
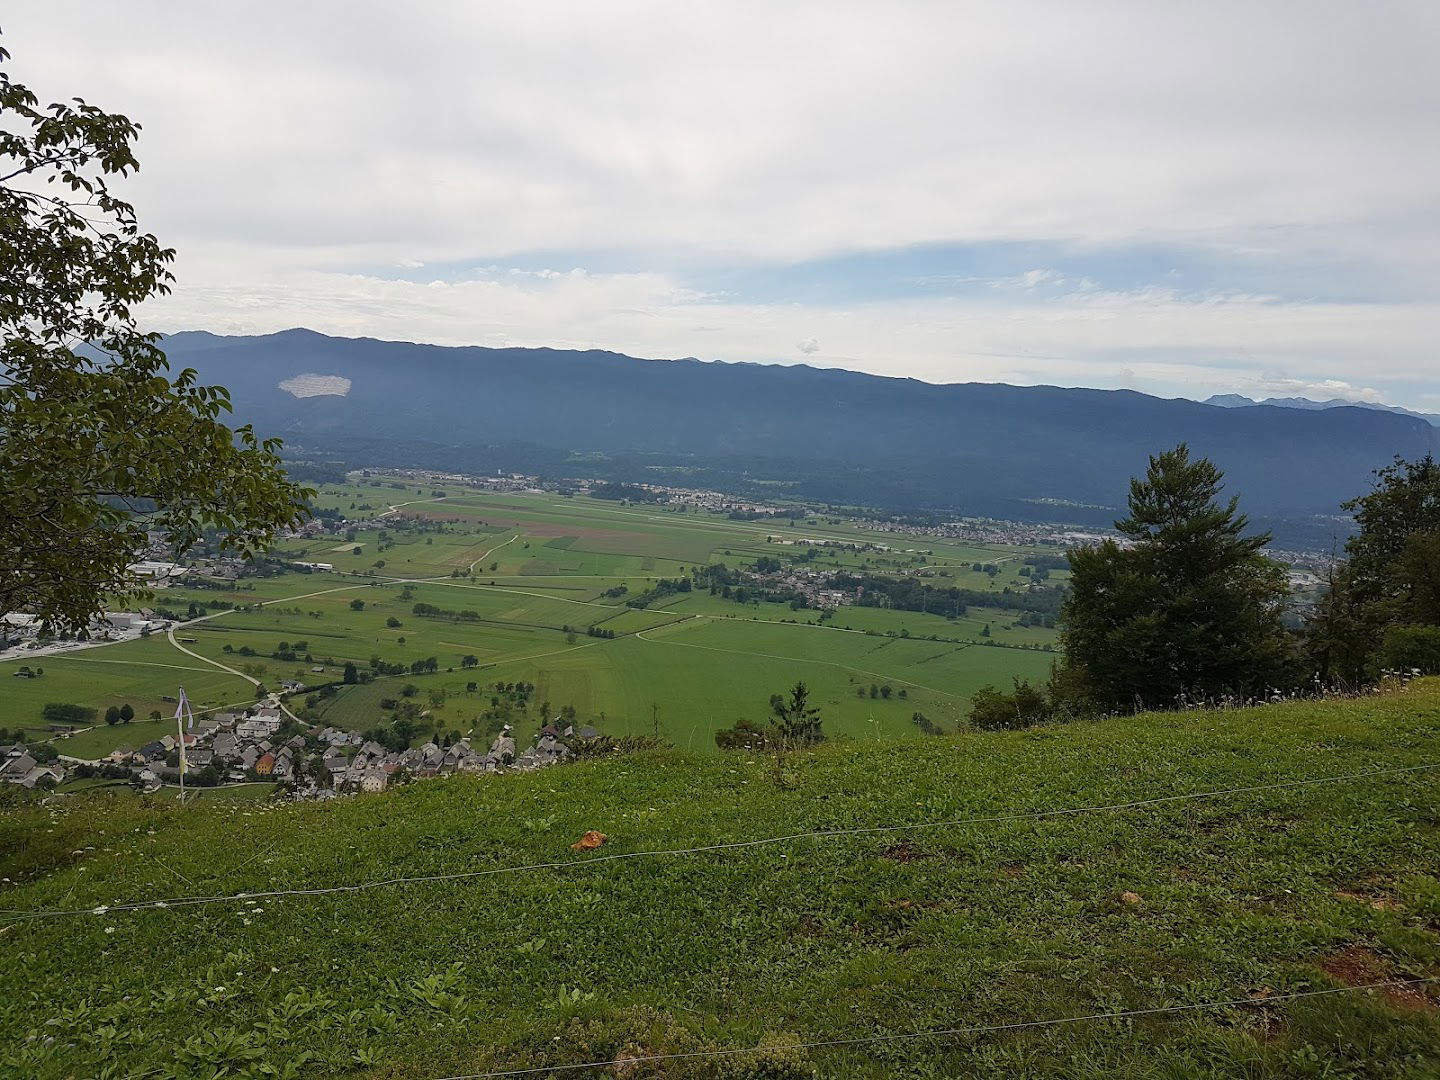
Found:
[2,485,1066,762]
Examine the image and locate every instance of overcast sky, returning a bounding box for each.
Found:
[8,2,1440,406]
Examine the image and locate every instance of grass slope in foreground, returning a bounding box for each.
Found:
[4,686,1440,1077]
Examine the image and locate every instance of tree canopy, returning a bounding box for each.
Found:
[1308,455,1440,681]
[1060,445,1293,709]
[0,39,310,632]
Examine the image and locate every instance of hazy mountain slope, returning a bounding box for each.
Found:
[162,329,1440,519]
[1205,393,1440,427]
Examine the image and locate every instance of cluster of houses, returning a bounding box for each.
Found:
[0,745,66,789]
[99,707,583,799]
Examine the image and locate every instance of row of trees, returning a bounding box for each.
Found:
[972,446,1440,727]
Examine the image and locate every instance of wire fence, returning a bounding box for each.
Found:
[4,758,1437,924]
[431,978,1440,1078]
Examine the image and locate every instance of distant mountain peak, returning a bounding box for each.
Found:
[1203,393,1439,427]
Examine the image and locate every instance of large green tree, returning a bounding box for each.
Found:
[1342,455,1440,602]
[1307,455,1440,680]
[1060,445,1293,709]
[1,40,310,632]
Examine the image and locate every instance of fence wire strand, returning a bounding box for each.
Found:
[4,759,1437,924]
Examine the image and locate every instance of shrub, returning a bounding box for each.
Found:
[1379,624,1440,674]
[968,678,1052,731]
[42,703,96,726]
[714,720,773,751]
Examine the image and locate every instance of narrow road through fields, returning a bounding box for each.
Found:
[161,581,385,722]
[35,655,226,675]
[464,532,518,574]
[376,495,449,520]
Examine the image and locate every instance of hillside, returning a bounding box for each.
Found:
[159,330,1440,529]
[3,685,1440,1077]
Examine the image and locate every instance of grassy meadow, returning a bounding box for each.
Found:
[3,683,1439,1077]
[1,483,1065,754]
[0,637,256,744]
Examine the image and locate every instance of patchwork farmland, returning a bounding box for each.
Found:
[2,481,1069,759]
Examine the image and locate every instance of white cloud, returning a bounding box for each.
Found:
[9,2,1438,267]
[797,338,820,355]
[1247,378,1388,404]
[4,1,1439,402]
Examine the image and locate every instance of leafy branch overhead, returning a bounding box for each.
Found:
[0,38,311,632]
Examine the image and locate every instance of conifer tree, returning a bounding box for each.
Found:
[1061,445,1293,708]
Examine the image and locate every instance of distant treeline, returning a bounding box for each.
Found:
[829,572,1065,617]
[726,507,808,521]
[590,482,665,502]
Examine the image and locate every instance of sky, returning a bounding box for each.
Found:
[7,2,1440,407]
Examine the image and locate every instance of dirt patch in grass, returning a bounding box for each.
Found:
[1383,983,1440,1012]
[1241,987,1288,1040]
[1313,944,1435,1011]
[1335,889,1404,912]
[793,914,826,938]
[878,840,927,863]
[1318,943,1389,986]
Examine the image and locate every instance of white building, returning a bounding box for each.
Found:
[129,561,184,580]
[236,716,283,740]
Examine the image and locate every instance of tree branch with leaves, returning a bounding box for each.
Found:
[0,36,311,631]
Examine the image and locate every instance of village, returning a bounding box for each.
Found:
[3,706,588,799]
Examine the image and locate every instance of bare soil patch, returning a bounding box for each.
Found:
[878,841,927,863]
[1335,889,1404,912]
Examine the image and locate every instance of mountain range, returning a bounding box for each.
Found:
[1204,394,1440,427]
[159,329,1439,538]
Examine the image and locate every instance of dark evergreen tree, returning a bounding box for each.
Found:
[1060,445,1293,709]
[767,681,824,746]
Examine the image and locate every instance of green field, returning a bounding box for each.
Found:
[3,683,1439,1077]
[1,484,1068,753]
[0,637,255,746]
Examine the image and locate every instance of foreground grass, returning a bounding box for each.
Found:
[3,686,1440,1078]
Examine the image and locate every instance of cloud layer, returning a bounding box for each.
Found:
[7,1,1439,405]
